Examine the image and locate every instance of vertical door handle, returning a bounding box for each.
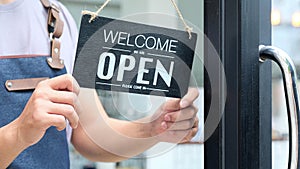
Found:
[259,45,300,169]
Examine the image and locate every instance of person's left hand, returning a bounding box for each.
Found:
[148,87,199,143]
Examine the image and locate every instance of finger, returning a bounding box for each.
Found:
[48,102,79,129]
[181,123,200,143]
[160,129,192,143]
[181,117,199,143]
[193,116,199,128]
[46,114,67,131]
[48,90,78,106]
[163,118,195,131]
[46,74,80,94]
[164,106,198,122]
[180,127,198,143]
[180,87,199,108]
[162,98,181,112]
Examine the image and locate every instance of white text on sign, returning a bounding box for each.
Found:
[97,52,175,87]
[104,29,178,53]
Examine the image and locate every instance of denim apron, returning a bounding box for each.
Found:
[0,55,70,168]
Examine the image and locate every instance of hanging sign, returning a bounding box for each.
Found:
[73,15,197,98]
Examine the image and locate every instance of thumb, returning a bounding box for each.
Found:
[162,98,181,112]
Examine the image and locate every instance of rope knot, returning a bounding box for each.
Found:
[82,0,111,22]
[185,26,193,39]
[81,10,98,23]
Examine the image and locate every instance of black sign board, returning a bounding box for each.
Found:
[73,15,197,98]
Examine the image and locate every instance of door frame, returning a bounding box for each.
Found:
[204,0,272,168]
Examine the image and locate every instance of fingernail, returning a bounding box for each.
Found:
[164,115,171,121]
[161,121,168,129]
[180,100,189,108]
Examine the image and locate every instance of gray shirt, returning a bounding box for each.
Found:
[0,0,78,74]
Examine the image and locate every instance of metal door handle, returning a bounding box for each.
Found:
[259,45,300,169]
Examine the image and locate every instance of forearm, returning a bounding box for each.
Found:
[0,119,28,168]
[72,117,158,162]
[73,87,199,162]
[104,117,158,157]
[73,88,159,161]
[108,117,153,138]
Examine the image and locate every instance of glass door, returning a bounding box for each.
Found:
[204,0,272,169]
[61,0,300,168]
[61,0,205,169]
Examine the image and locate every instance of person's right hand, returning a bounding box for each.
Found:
[147,87,199,143]
[15,74,80,147]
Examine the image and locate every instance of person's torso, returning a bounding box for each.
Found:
[0,55,70,168]
[0,0,78,168]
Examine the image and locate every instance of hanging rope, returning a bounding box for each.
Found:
[82,0,111,23]
[169,0,193,39]
[82,0,193,39]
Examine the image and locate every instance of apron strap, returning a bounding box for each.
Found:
[41,0,65,69]
[5,77,49,91]
[4,1,66,92]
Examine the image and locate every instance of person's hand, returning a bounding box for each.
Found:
[149,88,199,143]
[14,74,80,147]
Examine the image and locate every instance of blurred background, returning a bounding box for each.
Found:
[59,0,300,168]
[271,0,300,168]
